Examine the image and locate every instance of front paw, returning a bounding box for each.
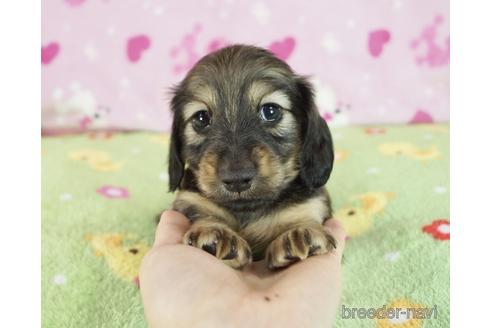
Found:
[183,224,252,269]
[265,226,336,270]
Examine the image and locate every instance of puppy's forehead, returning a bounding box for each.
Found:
[182,73,294,121]
[182,80,292,122]
[182,46,295,107]
[248,82,292,109]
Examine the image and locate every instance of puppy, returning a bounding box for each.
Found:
[168,45,335,270]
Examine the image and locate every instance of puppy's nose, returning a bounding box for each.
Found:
[220,168,256,193]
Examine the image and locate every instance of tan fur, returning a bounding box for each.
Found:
[261,90,292,109]
[270,111,296,137]
[196,151,221,197]
[183,220,251,269]
[248,85,295,137]
[190,86,216,110]
[248,81,273,105]
[182,101,209,121]
[193,144,299,203]
[241,195,330,255]
[174,189,332,262]
[182,101,210,146]
[265,224,336,269]
[169,45,335,270]
[183,125,204,146]
[253,146,282,185]
[252,145,299,191]
[260,66,293,81]
[173,190,237,228]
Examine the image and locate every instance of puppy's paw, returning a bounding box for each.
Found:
[184,224,252,269]
[265,226,336,270]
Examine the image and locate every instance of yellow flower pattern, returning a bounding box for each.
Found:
[69,149,123,172]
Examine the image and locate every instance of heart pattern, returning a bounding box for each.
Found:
[368,29,391,57]
[127,35,151,63]
[41,2,449,132]
[42,42,60,65]
[409,109,434,124]
[322,112,333,122]
[268,37,296,61]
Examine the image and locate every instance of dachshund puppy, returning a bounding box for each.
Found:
[168,45,335,270]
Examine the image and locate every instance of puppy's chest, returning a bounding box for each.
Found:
[233,209,269,228]
[234,198,329,257]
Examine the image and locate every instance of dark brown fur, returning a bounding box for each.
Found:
[167,45,335,269]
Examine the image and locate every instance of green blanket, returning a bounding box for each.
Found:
[41,124,449,327]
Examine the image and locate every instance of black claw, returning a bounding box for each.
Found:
[303,230,312,245]
[231,236,238,252]
[187,232,197,246]
[222,237,237,260]
[321,229,337,250]
[214,229,223,240]
[308,245,321,256]
[284,254,301,262]
[283,236,293,258]
[222,249,238,260]
[202,243,217,256]
[245,247,252,260]
[326,233,337,249]
[223,236,238,260]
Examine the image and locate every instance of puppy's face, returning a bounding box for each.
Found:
[169,45,334,211]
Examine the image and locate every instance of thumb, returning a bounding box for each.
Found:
[153,210,190,247]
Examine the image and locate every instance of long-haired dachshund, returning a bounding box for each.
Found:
[168,45,335,270]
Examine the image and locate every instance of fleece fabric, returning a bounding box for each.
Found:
[41,124,449,327]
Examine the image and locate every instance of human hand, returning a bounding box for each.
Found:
[140,211,346,328]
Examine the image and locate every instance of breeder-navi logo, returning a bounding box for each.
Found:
[341,304,437,320]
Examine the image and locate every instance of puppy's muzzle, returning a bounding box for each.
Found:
[218,162,257,193]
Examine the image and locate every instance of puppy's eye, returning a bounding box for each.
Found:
[192,110,211,130]
[259,103,282,122]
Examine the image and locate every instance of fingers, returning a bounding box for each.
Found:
[323,218,346,262]
[270,219,346,310]
[153,210,190,247]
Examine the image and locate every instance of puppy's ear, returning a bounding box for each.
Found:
[168,90,185,192]
[296,77,334,190]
